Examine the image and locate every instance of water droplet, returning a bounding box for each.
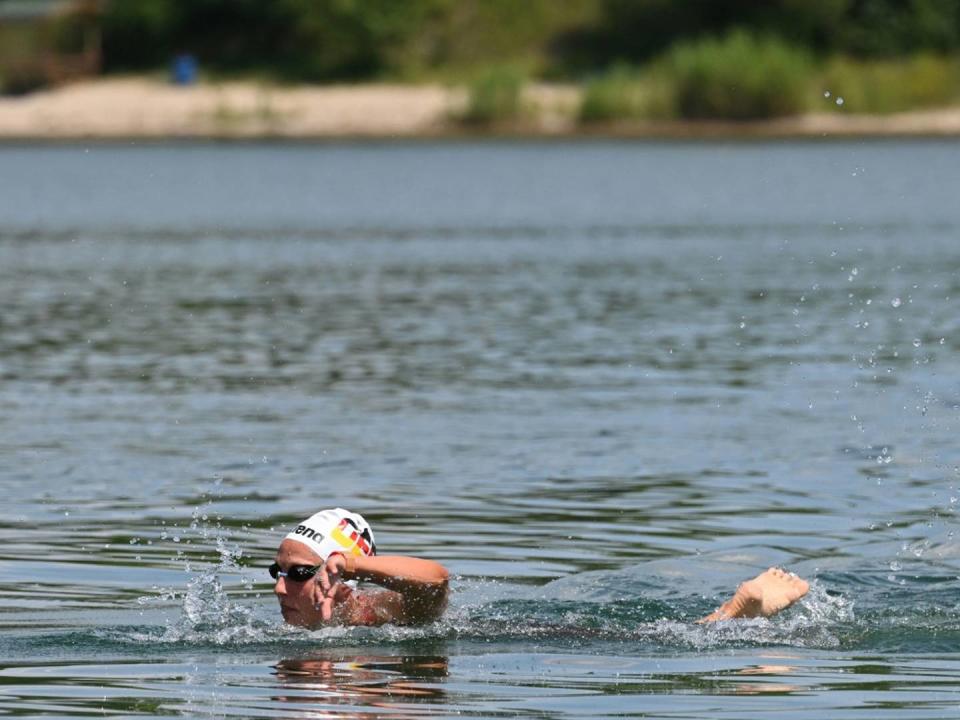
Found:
[891,297,902,308]
[824,90,831,98]
[913,339,922,348]
[739,321,746,329]
[836,97,844,106]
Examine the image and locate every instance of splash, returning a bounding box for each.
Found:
[166,534,255,641]
[134,487,270,644]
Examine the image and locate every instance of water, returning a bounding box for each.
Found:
[1,140,959,718]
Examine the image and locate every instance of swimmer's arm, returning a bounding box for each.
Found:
[324,554,449,624]
[697,567,810,623]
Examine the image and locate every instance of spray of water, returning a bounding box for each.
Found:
[131,481,272,644]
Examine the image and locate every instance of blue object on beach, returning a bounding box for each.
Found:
[171,54,198,85]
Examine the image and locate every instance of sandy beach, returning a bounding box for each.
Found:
[1,76,959,140]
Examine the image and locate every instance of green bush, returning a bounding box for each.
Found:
[460,66,526,124]
[658,30,813,120]
[579,64,664,122]
[820,55,960,113]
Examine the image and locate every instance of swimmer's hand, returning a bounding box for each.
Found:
[316,553,349,622]
[698,567,809,623]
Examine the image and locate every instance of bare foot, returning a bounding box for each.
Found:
[698,568,809,623]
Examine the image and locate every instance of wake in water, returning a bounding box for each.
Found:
[121,553,854,652]
[105,563,960,655]
[111,498,957,654]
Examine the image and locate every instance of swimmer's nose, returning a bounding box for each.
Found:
[274,575,287,596]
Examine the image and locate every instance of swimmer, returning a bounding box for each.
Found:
[271,508,449,627]
[271,508,808,628]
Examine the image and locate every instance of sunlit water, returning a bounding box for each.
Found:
[1,141,959,718]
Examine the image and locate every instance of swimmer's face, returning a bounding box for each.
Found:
[273,539,324,628]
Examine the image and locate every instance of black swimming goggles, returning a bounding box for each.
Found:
[268,562,322,582]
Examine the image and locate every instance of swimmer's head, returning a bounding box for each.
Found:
[283,507,377,562]
[273,509,376,627]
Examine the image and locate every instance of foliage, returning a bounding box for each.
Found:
[654,30,813,120]
[0,15,94,95]
[578,65,672,122]
[592,0,960,64]
[101,0,448,80]
[590,0,844,65]
[89,0,960,118]
[460,66,527,125]
[820,55,960,113]
[99,0,598,81]
[101,0,177,69]
[579,66,645,122]
[400,0,601,80]
[276,0,447,80]
[835,0,960,56]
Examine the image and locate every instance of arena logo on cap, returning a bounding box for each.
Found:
[292,525,325,542]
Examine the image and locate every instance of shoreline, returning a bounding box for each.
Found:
[1,77,960,141]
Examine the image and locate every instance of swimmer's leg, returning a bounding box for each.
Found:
[697,567,809,623]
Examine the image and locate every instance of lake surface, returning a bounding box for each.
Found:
[1,140,959,718]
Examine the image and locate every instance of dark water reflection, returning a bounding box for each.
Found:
[1,141,959,717]
[273,655,448,715]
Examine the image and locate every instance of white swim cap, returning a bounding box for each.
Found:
[284,508,377,561]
